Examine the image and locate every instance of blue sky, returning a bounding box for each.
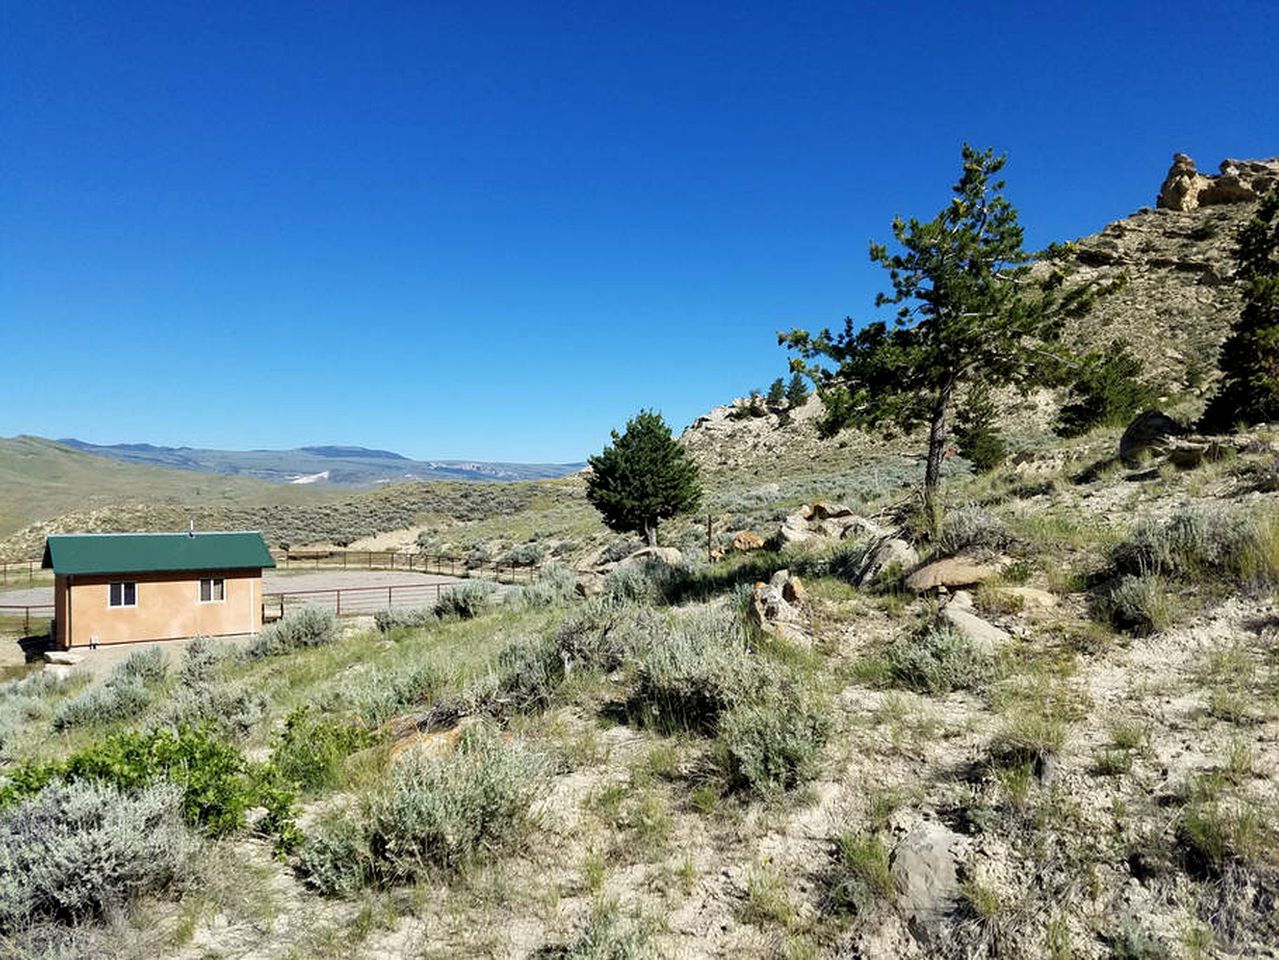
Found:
[3,1,1276,462]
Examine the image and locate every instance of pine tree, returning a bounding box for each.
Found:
[585,410,702,546]
[1055,343,1157,437]
[953,386,1006,473]
[780,145,1106,532]
[1200,190,1279,431]
[766,377,787,408]
[785,372,809,408]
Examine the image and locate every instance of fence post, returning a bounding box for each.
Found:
[387,585,393,607]
[336,589,341,616]
[24,606,30,636]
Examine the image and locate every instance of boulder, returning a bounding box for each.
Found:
[574,573,605,598]
[853,537,920,586]
[1164,436,1230,470]
[904,557,995,593]
[1156,154,1279,211]
[775,515,814,548]
[43,651,82,666]
[1156,153,1210,211]
[998,586,1058,612]
[839,516,892,542]
[770,568,807,605]
[748,575,808,644]
[1119,410,1187,466]
[891,821,963,947]
[810,501,855,521]
[731,531,765,553]
[618,546,683,570]
[941,604,1010,655]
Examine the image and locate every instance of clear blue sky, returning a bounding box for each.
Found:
[3,1,1275,462]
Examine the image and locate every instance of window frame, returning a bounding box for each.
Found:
[198,577,226,604]
[108,581,137,608]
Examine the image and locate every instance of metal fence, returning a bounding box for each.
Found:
[0,560,48,586]
[0,603,54,637]
[270,549,538,583]
[262,580,480,620]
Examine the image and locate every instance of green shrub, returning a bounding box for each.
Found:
[882,622,991,695]
[601,538,642,564]
[271,708,374,795]
[179,636,228,685]
[112,646,169,685]
[513,563,578,610]
[934,506,1012,556]
[244,607,339,659]
[1109,506,1279,584]
[373,606,437,633]
[552,599,644,675]
[716,690,830,793]
[1099,574,1175,635]
[51,675,151,731]
[502,542,546,566]
[433,581,494,620]
[297,725,544,894]
[604,559,686,604]
[631,608,762,732]
[0,671,80,754]
[468,636,565,718]
[341,661,444,726]
[544,900,655,958]
[1106,917,1170,960]
[827,831,894,915]
[1055,344,1158,437]
[156,681,267,741]
[0,726,298,849]
[0,780,199,927]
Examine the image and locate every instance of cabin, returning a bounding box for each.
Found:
[42,531,276,649]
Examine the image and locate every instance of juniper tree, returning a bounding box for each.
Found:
[586,410,701,547]
[1200,189,1279,431]
[781,145,1104,532]
[766,377,787,408]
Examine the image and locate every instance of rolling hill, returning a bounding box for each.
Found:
[57,438,584,485]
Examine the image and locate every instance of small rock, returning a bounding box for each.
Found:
[950,590,974,610]
[810,501,855,521]
[43,651,82,666]
[905,557,995,593]
[941,605,1011,655]
[731,531,765,553]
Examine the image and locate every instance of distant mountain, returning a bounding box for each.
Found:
[57,439,584,486]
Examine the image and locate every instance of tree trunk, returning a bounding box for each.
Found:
[643,520,658,547]
[923,384,953,537]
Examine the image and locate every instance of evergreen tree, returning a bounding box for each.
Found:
[785,372,809,408]
[1200,190,1279,431]
[953,386,1006,473]
[766,377,787,408]
[586,410,701,546]
[780,145,1106,532]
[1055,343,1157,437]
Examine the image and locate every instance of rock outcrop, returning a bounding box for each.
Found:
[748,569,809,643]
[1157,153,1279,212]
[891,821,964,947]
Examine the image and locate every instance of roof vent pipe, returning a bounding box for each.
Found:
[188,519,195,538]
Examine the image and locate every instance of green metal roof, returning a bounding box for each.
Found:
[42,532,276,576]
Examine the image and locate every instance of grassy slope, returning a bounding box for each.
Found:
[0,436,338,538]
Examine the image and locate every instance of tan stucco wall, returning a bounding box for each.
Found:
[65,568,262,647]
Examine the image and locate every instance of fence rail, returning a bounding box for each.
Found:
[0,560,48,586]
[269,549,538,583]
[262,580,477,620]
[0,603,55,637]
[0,549,539,587]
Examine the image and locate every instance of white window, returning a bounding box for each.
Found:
[108,581,137,608]
[199,578,225,603]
